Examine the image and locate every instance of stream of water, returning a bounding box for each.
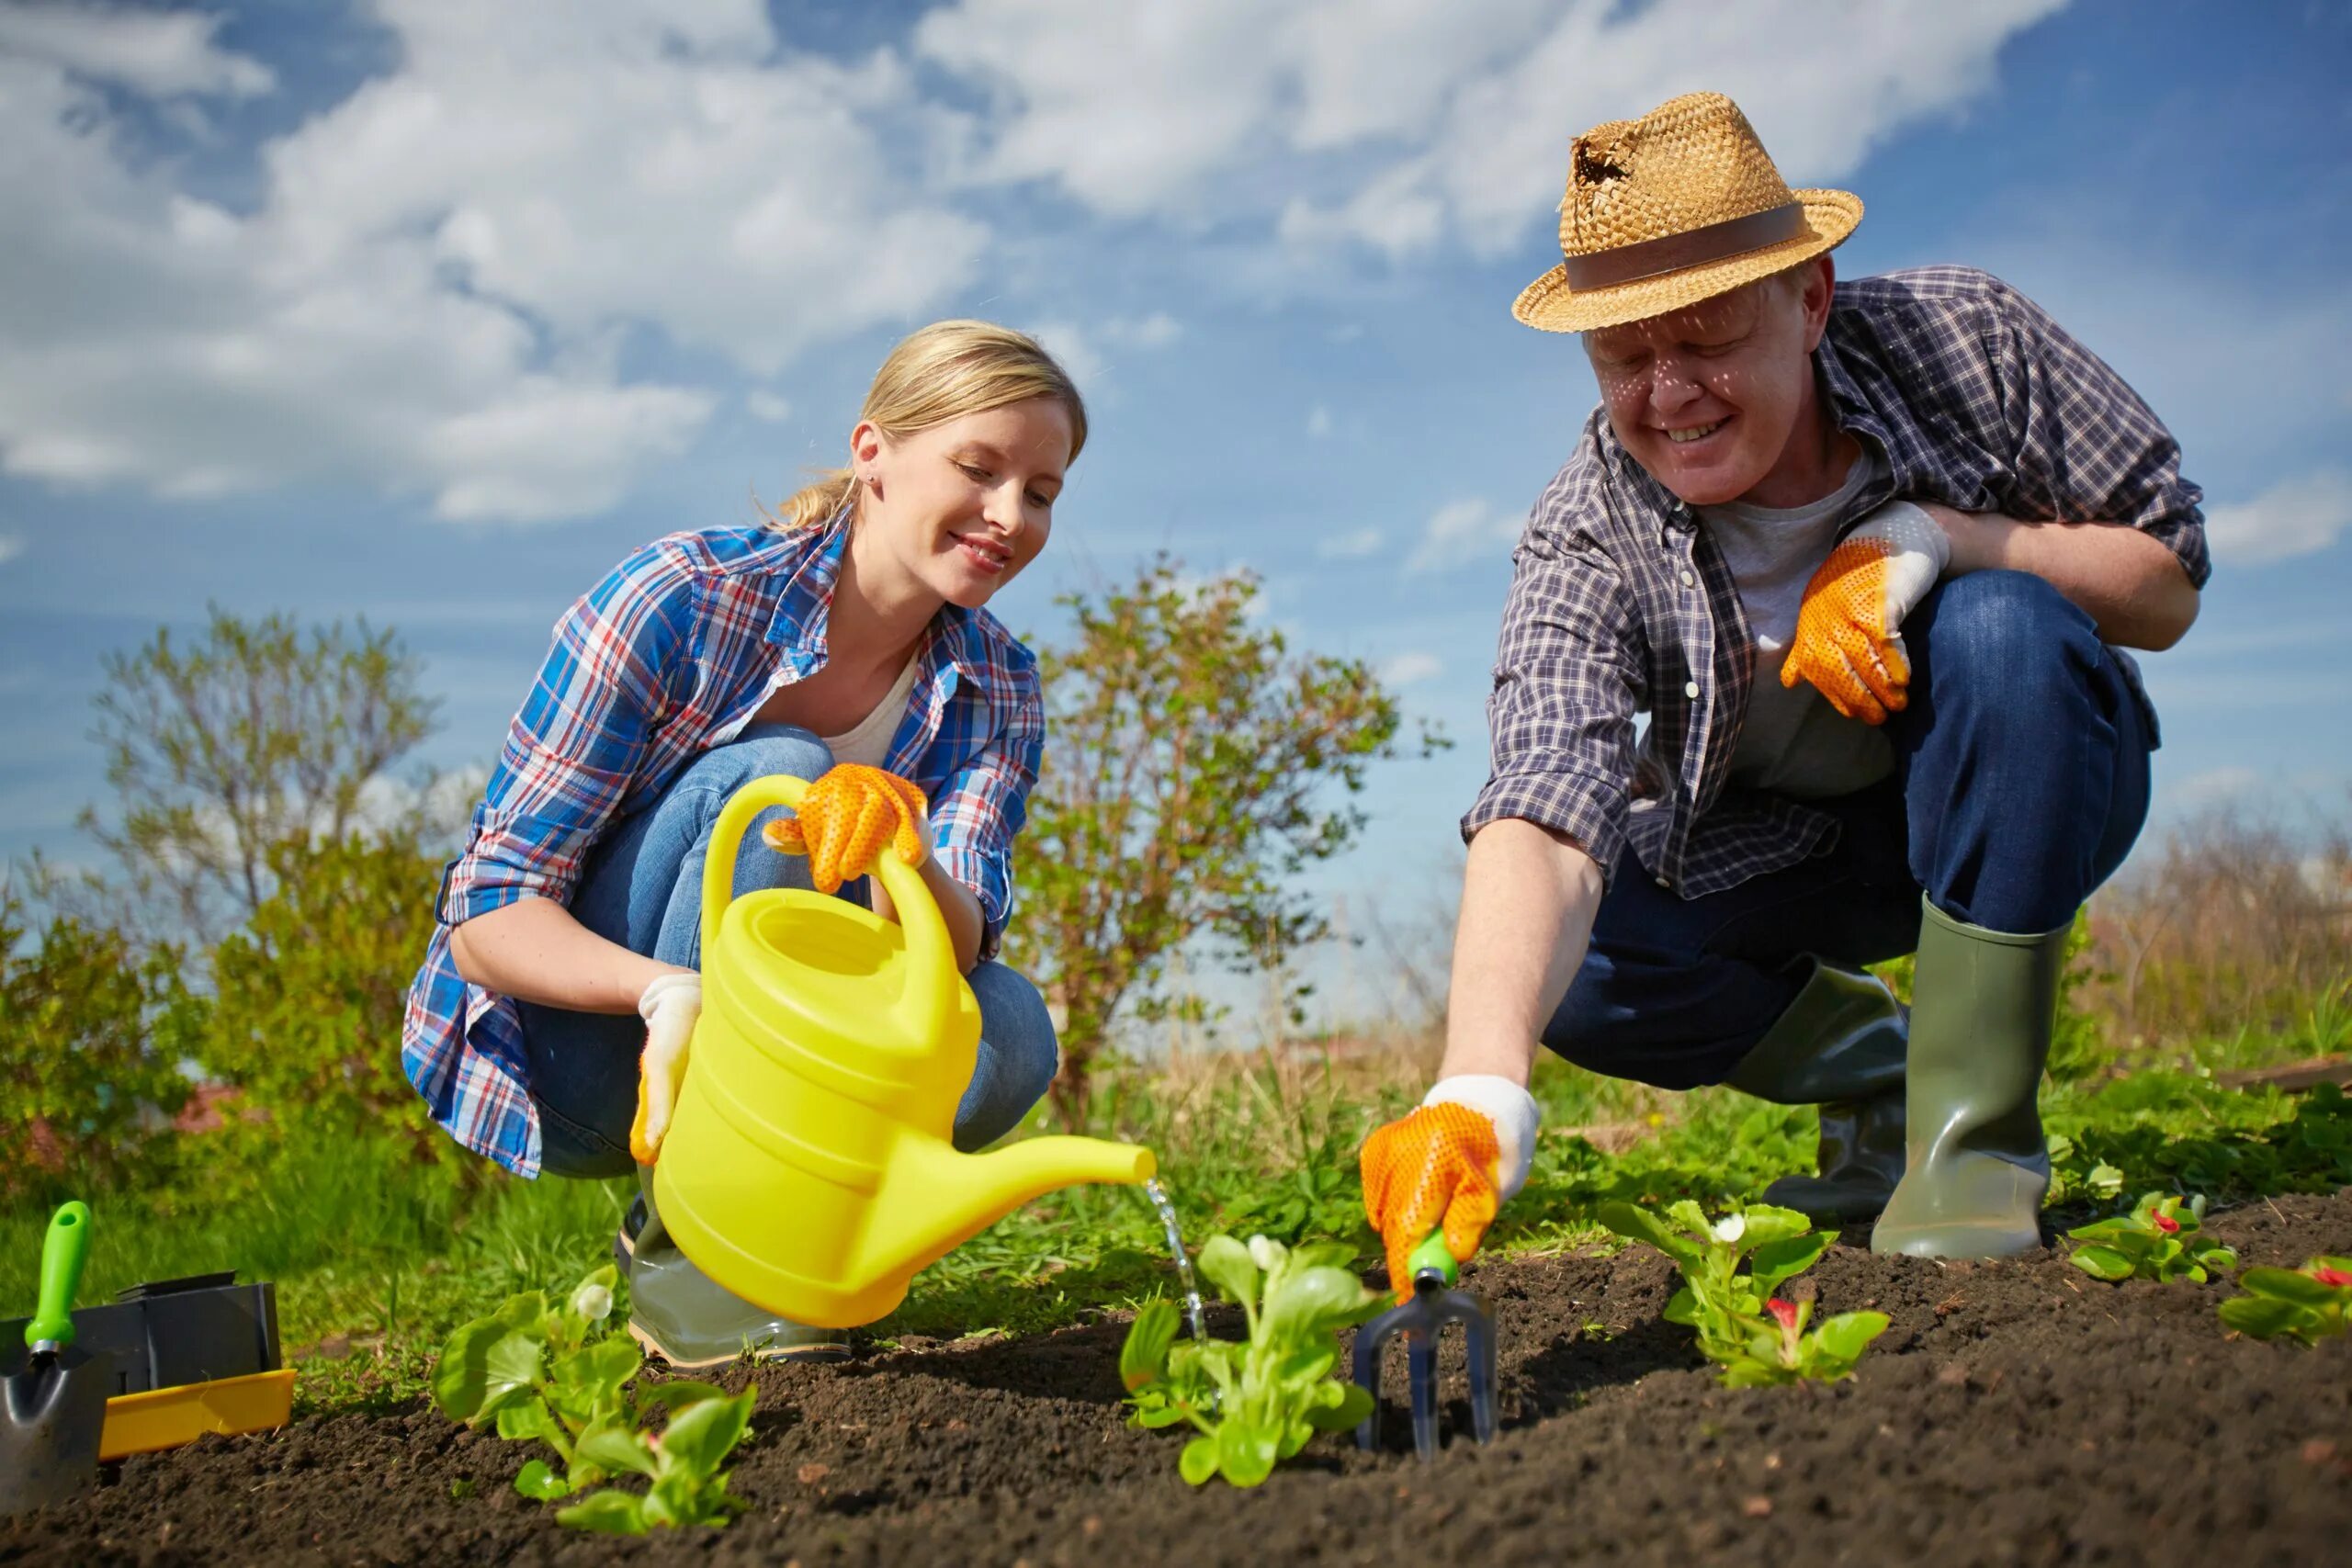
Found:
[1141,1177,1207,1340]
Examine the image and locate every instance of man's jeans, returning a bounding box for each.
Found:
[516,724,1059,1178]
[1545,570,2153,1089]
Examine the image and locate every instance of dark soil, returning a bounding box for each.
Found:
[8,1191,2350,1566]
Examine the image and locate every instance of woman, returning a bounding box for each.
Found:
[401,321,1082,1366]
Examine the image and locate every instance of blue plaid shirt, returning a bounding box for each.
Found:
[1464,266,2209,893]
[401,518,1045,1177]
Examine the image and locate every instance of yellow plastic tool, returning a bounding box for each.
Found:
[96,1368,294,1460]
[652,774,1157,1328]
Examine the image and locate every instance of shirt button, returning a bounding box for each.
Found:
[1679,570,1696,587]
[1683,680,1701,698]
[1655,875,1673,890]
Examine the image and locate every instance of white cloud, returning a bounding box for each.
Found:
[745,389,794,423]
[1306,404,1333,439]
[0,2,275,98]
[1317,525,1381,559]
[0,534,22,568]
[0,1,983,524]
[1405,498,1519,574]
[921,0,2063,260]
[1381,650,1442,686]
[2165,766,2262,814]
[1025,320,1104,389]
[1101,312,1182,349]
[2201,470,2352,566]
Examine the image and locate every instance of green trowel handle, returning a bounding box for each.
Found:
[1408,1229,1458,1287]
[25,1201,92,1350]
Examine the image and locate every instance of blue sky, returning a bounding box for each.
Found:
[3,1,2347,1025]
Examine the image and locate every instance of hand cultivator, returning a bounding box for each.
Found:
[1351,1232,1498,1461]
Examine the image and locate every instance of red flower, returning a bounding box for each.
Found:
[2312,1267,2352,1288]
[2150,1211,2180,1235]
[1767,1299,1800,1331]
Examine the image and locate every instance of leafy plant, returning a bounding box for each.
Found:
[1120,1233,1385,1486]
[2066,1191,2236,1282]
[2045,1132,2125,1205]
[431,1267,752,1530]
[1005,558,1444,1123]
[1597,1199,1888,1388]
[2217,1257,2352,1346]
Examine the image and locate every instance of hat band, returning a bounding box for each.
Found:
[1561,201,1808,292]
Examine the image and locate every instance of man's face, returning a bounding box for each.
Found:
[1582,260,1834,508]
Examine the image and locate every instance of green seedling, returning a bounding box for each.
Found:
[2066,1192,2236,1283]
[1120,1233,1385,1487]
[1598,1199,1888,1388]
[2217,1257,2352,1346]
[431,1266,751,1530]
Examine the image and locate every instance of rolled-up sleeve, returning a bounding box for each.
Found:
[438,550,695,925]
[1460,454,1647,885]
[928,650,1043,963]
[1986,276,2210,589]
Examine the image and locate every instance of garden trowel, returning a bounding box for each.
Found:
[2,1201,112,1515]
[1352,1231,1498,1461]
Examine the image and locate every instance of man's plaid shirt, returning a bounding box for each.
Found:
[402,517,1045,1178]
[1463,266,2210,894]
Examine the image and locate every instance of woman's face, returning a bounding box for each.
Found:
[856,397,1073,610]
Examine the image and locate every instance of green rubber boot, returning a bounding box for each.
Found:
[625,1168,852,1369]
[1725,960,1907,1226]
[1871,899,2071,1259]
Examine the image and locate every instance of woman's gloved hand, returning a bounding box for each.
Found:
[1359,1077,1540,1301]
[1782,499,1951,725]
[761,763,930,893]
[628,971,701,1165]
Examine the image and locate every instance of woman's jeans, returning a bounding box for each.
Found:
[516,724,1059,1179]
[1545,570,2154,1090]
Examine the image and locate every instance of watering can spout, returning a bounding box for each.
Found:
[863,1134,1158,1288]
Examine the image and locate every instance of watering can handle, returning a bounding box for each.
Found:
[699,773,956,1045]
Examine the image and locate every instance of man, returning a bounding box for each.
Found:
[1359,92,2205,1291]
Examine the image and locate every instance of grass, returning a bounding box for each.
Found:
[3,1010,2345,1420]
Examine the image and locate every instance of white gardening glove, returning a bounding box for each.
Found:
[626,971,701,1165]
[1781,499,1952,725]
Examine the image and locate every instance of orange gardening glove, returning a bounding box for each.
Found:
[1781,500,1951,725]
[760,763,930,892]
[1361,1077,1538,1300]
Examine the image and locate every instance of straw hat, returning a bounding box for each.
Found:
[1512,92,1862,334]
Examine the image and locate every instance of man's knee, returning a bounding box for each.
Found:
[1917,570,2093,694]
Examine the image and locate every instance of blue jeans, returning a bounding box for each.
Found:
[517,725,1059,1178]
[1546,570,2153,1089]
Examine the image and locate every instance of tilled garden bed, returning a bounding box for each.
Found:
[7,1190,2349,1566]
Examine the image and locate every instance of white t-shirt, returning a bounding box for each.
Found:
[820,656,922,770]
[1697,449,1895,801]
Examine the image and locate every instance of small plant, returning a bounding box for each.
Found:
[1598,1199,1888,1388]
[432,1266,754,1532]
[2217,1257,2352,1346]
[1120,1233,1384,1486]
[2065,1192,2236,1283]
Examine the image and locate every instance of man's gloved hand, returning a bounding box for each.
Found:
[761,763,930,893]
[1781,499,1951,725]
[1359,1077,1540,1301]
[628,971,701,1165]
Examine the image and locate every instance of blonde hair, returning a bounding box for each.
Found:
[771,321,1089,530]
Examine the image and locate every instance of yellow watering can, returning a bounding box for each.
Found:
[651,774,1158,1328]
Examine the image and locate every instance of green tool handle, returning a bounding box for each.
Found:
[1408,1229,1458,1287]
[25,1201,91,1351]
